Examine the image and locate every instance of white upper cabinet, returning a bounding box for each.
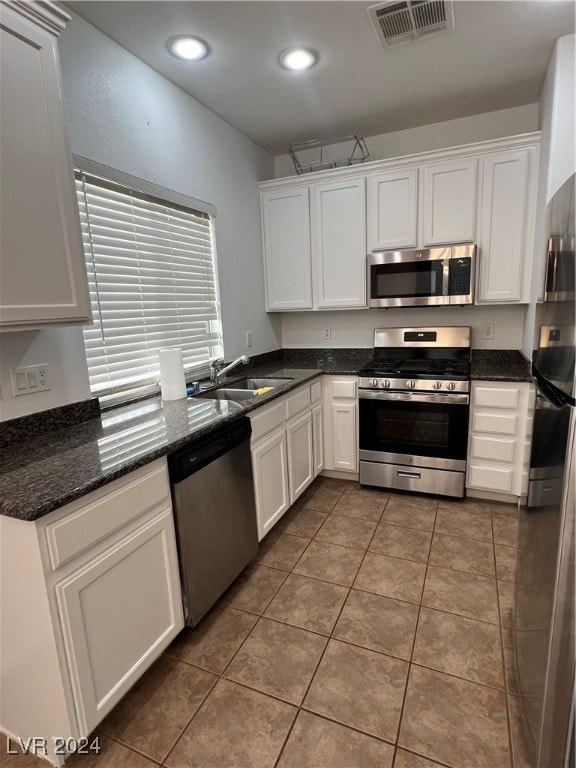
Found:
[367,169,418,251]
[0,2,91,330]
[421,158,477,245]
[259,134,540,310]
[261,185,312,310]
[312,178,366,308]
[476,147,537,303]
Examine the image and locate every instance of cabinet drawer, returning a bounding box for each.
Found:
[249,400,285,442]
[468,464,514,493]
[474,386,520,409]
[472,412,518,436]
[45,462,170,570]
[285,386,311,420]
[332,380,357,399]
[310,379,322,404]
[470,435,516,463]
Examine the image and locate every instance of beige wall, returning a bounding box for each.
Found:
[274,104,539,178]
[280,305,527,351]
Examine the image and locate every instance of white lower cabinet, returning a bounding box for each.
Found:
[251,428,290,539]
[286,411,314,500]
[0,459,183,766]
[249,379,322,540]
[466,381,535,499]
[312,403,324,475]
[55,509,181,735]
[322,376,359,474]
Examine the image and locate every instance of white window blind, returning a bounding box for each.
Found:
[75,170,223,399]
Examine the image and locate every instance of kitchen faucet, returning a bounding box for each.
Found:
[210,355,249,384]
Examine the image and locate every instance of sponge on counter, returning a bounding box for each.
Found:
[256,386,274,395]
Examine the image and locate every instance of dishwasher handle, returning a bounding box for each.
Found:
[168,417,252,483]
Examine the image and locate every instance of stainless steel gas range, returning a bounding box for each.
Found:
[358,326,471,498]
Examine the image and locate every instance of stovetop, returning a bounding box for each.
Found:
[359,357,471,380]
[359,327,472,393]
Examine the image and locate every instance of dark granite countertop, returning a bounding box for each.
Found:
[0,366,322,522]
[471,349,532,382]
[0,346,533,522]
[283,347,533,381]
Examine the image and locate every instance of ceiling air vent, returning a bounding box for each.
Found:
[368,0,455,49]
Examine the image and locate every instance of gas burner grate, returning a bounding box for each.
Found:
[360,357,470,378]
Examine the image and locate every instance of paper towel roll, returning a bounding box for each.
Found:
[158,348,186,401]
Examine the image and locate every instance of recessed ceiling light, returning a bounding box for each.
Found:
[279,47,317,71]
[167,36,208,61]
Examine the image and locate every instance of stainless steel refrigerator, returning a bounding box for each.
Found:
[516,173,575,768]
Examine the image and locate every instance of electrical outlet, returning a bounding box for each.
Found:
[481,322,495,340]
[245,331,253,348]
[10,364,51,397]
[323,326,331,340]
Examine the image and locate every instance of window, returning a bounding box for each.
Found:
[75,162,223,401]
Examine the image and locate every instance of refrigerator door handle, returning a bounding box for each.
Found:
[531,363,576,409]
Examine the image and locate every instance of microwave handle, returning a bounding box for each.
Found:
[442,258,450,297]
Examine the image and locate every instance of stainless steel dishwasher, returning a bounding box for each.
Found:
[168,417,258,626]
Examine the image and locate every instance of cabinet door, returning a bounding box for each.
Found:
[476,149,530,303]
[422,159,476,245]
[286,411,314,503]
[252,428,290,540]
[312,178,367,308]
[367,169,418,250]
[0,7,91,329]
[312,403,324,477]
[333,402,358,472]
[261,186,312,310]
[55,508,183,735]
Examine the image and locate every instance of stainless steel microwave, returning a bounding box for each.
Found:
[368,244,476,308]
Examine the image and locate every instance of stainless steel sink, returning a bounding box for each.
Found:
[228,377,292,389]
[198,388,260,402]
[197,377,292,403]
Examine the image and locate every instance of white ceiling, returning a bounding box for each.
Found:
[66,1,575,155]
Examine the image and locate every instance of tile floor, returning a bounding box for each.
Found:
[3,477,533,768]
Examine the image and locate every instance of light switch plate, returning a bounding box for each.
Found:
[10,364,51,396]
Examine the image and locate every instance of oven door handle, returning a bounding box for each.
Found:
[358,390,470,405]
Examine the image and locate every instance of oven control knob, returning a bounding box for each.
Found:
[381,379,391,388]
[446,381,456,391]
[368,378,378,388]
[406,380,416,389]
[433,381,442,390]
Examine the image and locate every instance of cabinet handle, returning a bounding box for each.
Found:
[397,471,421,479]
